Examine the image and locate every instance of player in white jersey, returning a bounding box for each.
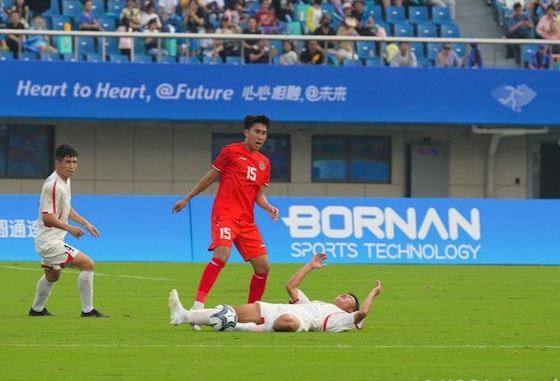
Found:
[168,253,382,332]
[28,144,108,318]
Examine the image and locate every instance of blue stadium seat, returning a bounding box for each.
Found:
[85,52,103,62]
[522,44,539,67]
[452,43,466,58]
[44,0,61,16]
[377,21,391,36]
[343,59,361,66]
[179,56,201,64]
[98,37,119,55]
[416,22,437,38]
[394,22,414,37]
[40,52,61,61]
[19,52,38,61]
[62,0,82,17]
[427,42,443,61]
[76,36,96,54]
[432,6,452,25]
[90,0,105,17]
[98,16,117,31]
[295,3,310,22]
[269,40,283,55]
[109,53,129,63]
[440,23,460,38]
[408,6,429,25]
[365,57,382,67]
[286,21,303,35]
[225,56,242,65]
[0,51,14,61]
[385,6,405,24]
[157,56,175,64]
[368,5,383,22]
[416,56,431,68]
[356,41,376,59]
[134,37,145,55]
[51,15,71,30]
[61,53,84,62]
[246,1,261,15]
[410,42,425,58]
[106,0,125,16]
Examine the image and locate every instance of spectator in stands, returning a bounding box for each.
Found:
[359,16,386,37]
[528,44,551,68]
[425,0,456,19]
[201,0,225,27]
[24,15,57,56]
[224,0,242,25]
[436,43,461,67]
[246,38,271,63]
[242,16,261,51]
[120,0,142,31]
[78,0,103,31]
[379,0,403,7]
[159,0,178,24]
[300,39,325,64]
[144,18,169,61]
[255,0,278,32]
[280,41,298,64]
[183,0,206,32]
[331,16,359,63]
[271,0,294,23]
[0,0,8,26]
[536,4,560,52]
[214,16,241,62]
[141,2,163,29]
[117,18,134,60]
[465,43,483,68]
[390,41,417,67]
[351,0,368,30]
[9,0,29,28]
[313,13,336,51]
[505,3,534,61]
[195,22,220,60]
[306,0,323,33]
[6,10,26,58]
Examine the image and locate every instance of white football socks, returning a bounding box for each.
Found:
[78,271,94,313]
[31,275,55,312]
[234,322,264,332]
[186,309,214,325]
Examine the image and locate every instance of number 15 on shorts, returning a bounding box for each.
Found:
[220,227,232,240]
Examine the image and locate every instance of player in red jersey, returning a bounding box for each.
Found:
[172,115,279,328]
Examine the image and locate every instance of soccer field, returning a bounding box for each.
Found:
[0,262,558,381]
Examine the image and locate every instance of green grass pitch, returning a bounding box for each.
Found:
[0,262,558,381]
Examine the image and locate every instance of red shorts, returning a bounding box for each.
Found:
[209,216,267,261]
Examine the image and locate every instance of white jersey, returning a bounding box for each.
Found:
[258,289,364,332]
[35,171,72,256]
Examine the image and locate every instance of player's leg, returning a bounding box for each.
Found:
[237,223,270,303]
[29,267,60,316]
[272,314,301,332]
[70,251,109,317]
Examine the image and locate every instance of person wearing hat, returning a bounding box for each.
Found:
[330,15,359,63]
[529,44,551,69]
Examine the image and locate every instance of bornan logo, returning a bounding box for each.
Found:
[491,84,537,113]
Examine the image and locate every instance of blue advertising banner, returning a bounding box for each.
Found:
[0,61,558,125]
[2,195,559,265]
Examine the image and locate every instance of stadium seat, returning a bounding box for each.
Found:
[19,52,38,61]
[410,42,425,58]
[368,5,383,22]
[522,44,538,67]
[427,42,443,61]
[225,56,242,65]
[432,6,452,25]
[356,41,376,59]
[286,21,303,35]
[85,52,103,62]
[61,53,83,61]
[62,0,82,17]
[365,57,381,67]
[134,37,145,55]
[98,16,117,31]
[246,1,260,15]
[452,43,466,58]
[408,6,429,25]
[269,40,283,55]
[394,22,414,37]
[385,6,405,24]
[440,23,460,38]
[156,56,175,64]
[43,0,61,16]
[416,22,437,38]
[51,15,71,30]
[416,56,431,68]
[109,53,129,63]
[76,36,96,54]
[106,0,125,16]
[343,59,361,66]
[295,3,310,22]
[179,56,201,64]
[40,52,61,61]
[0,51,14,61]
[98,37,119,56]
[377,21,391,36]
[90,0,105,16]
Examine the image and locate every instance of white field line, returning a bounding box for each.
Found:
[0,265,174,282]
[0,343,558,349]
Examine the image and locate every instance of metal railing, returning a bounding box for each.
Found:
[1,28,559,67]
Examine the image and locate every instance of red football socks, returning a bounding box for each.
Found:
[248,272,269,303]
[195,258,226,303]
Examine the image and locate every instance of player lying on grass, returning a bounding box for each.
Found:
[168,254,382,332]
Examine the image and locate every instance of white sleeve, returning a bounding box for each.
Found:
[40,181,57,214]
[289,289,310,304]
[323,312,363,332]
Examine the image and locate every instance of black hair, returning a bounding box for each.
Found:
[55,144,78,160]
[513,2,522,10]
[349,293,360,312]
[244,115,271,130]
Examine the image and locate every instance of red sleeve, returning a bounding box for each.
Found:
[264,158,271,186]
[212,145,230,172]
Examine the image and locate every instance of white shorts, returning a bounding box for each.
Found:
[39,242,81,270]
[256,302,310,332]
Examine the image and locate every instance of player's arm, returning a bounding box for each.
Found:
[69,208,100,237]
[285,253,327,301]
[42,212,85,239]
[172,168,220,213]
[256,187,278,222]
[354,280,382,325]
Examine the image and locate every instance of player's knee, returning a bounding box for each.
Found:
[45,271,60,282]
[272,314,300,332]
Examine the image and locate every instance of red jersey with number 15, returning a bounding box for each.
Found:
[211,143,271,223]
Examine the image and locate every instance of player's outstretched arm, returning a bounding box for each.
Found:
[42,212,85,238]
[69,208,100,237]
[354,280,382,325]
[285,253,327,301]
[172,168,220,214]
[256,188,278,222]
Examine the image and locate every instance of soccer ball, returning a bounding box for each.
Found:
[209,304,237,331]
